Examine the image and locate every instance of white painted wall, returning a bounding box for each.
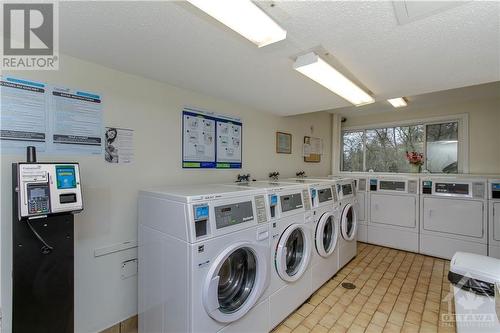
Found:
[0,55,332,333]
[335,97,500,174]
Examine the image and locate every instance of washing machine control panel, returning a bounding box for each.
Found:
[435,182,469,195]
[491,183,500,199]
[280,193,303,213]
[214,201,254,230]
[269,194,278,218]
[422,181,432,194]
[310,188,317,207]
[302,189,312,211]
[193,204,209,238]
[318,187,333,203]
[422,180,485,198]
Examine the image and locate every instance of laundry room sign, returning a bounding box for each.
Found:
[182,107,242,169]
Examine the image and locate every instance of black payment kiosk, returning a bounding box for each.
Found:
[12,147,83,333]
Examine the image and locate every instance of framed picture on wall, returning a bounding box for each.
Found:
[276,132,292,154]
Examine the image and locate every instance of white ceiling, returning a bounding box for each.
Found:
[59,1,500,116]
[331,81,500,117]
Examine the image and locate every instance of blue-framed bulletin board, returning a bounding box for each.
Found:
[182,107,242,169]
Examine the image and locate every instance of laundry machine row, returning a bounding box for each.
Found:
[337,173,500,261]
[138,179,349,333]
[288,177,359,270]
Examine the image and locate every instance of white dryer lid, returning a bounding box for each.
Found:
[450,252,500,284]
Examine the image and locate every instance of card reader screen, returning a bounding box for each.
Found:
[56,166,76,189]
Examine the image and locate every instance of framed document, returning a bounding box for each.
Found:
[276,132,292,154]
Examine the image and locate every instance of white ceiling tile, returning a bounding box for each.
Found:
[58,1,500,115]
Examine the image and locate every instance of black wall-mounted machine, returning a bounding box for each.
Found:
[12,146,83,333]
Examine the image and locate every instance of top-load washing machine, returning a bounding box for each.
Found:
[488,179,500,259]
[420,177,488,260]
[138,184,271,333]
[334,178,358,269]
[368,175,420,252]
[223,181,313,330]
[284,178,340,292]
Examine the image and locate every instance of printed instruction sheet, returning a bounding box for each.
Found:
[182,107,242,168]
[51,86,103,155]
[0,76,49,152]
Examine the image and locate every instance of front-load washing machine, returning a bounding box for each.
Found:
[331,174,369,242]
[138,184,271,333]
[420,177,488,260]
[284,178,340,292]
[335,178,358,269]
[223,181,313,330]
[368,175,420,252]
[488,179,500,259]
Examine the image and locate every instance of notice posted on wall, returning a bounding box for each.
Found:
[0,76,49,152]
[0,75,104,156]
[183,109,216,168]
[182,107,242,169]
[216,119,242,168]
[51,86,103,155]
[104,127,134,164]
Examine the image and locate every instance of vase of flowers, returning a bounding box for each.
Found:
[406,151,424,173]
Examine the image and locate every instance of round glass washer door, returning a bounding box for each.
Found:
[203,242,269,323]
[275,224,311,282]
[315,212,338,257]
[341,203,357,241]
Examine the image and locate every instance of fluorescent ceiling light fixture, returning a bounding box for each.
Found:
[187,0,287,47]
[387,97,408,108]
[293,52,375,106]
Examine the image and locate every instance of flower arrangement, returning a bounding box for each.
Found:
[405,151,424,166]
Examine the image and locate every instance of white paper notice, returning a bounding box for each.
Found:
[309,137,323,155]
[303,143,311,157]
[51,86,103,155]
[0,76,49,152]
[216,121,242,163]
[183,112,216,163]
[105,127,134,164]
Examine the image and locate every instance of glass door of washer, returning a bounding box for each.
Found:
[275,224,311,282]
[341,203,357,241]
[203,242,267,323]
[315,212,338,257]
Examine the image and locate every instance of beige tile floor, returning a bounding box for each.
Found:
[273,243,456,333]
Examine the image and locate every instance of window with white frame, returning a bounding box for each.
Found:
[341,115,468,173]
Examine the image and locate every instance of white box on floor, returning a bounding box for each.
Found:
[449,252,500,333]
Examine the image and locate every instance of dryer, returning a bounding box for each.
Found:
[420,177,488,260]
[335,178,358,269]
[488,179,500,259]
[368,175,419,252]
[138,184,271,333]
[284,178,340,292]
[223,181,313,330]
